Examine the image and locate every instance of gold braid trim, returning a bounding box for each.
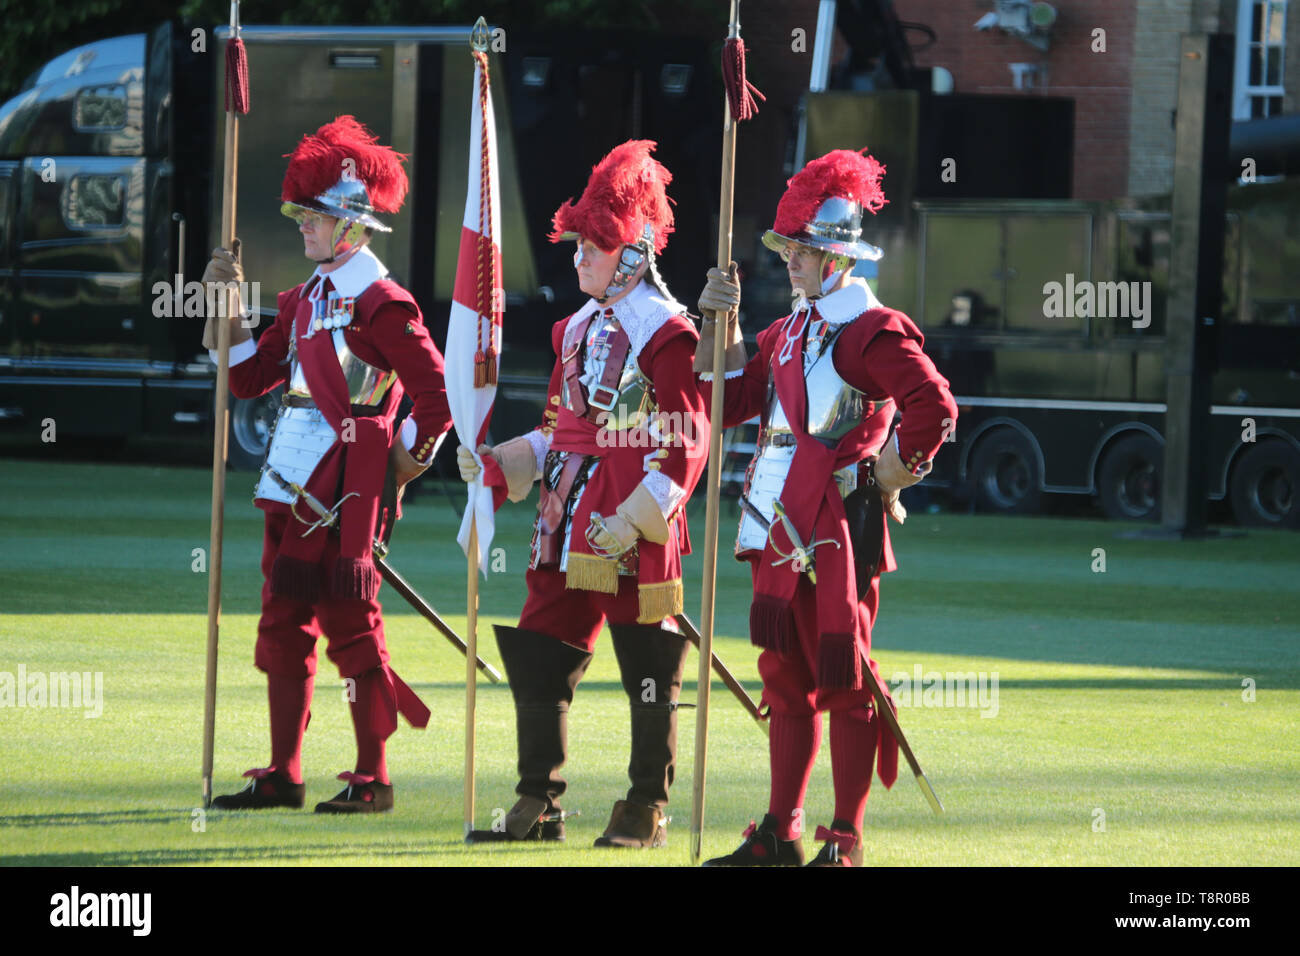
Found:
[637,578,683,624]
[565,554,620,595]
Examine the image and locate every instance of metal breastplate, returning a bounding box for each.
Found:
[735,322,865,554]
[255,327,395,505]
[766,322,865,444]
[562,313,657,431]
[286,327,396,407]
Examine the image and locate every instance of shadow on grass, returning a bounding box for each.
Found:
[0,841,479,867]
[0,809,186,829]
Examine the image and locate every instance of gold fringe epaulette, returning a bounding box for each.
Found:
[565,554,620,595]
[637,578,683,624]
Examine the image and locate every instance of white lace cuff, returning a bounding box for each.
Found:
[697,367,745,382]
[524,429,551,475]
[642,469,687,520]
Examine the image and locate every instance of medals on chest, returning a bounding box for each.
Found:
[588,324,617,362]
[304,291,355,339]
[804,318,831,370]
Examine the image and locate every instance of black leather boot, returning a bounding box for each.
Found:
[594,624,689,848]
[466,626,592,844]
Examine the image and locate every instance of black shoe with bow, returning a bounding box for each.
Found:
[702,814,805,866]
[805,820,864,867]
[314,773,394,814]
[211,768,305,810]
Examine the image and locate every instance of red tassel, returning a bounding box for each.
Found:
[225,38,250,115]
[484,346,497,385]
[722,37,764,123]
[749,596,795,654]
[330,557,380,601]
[270,555,321,602]
[474,350,487,388]
[816,632,863,690]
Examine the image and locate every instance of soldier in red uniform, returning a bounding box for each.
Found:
[458,141,709,848]
[696,150,957,866]
[202,116,453,814]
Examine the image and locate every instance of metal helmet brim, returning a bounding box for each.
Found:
[279,172,393,233]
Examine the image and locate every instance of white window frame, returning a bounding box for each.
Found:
[1234,0,1289,119]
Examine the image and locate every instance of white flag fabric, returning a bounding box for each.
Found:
[447,52,503,574]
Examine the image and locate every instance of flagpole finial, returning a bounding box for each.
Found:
[471,17,490,52]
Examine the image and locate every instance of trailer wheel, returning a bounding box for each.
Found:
[970,427,1042,514]
[227,388,282,471]
[1230,440,1300,529]
[1098,433,1162,522]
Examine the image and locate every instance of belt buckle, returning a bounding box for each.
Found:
[587,383,620,413]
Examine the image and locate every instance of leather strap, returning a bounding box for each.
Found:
[561,313,597,419]
[560,309,634,425]
[536,453,588,566]
[586,320,632,423]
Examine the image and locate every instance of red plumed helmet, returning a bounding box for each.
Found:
[281,115,408,233]
[549,140,675,255]
[763,149,887,261]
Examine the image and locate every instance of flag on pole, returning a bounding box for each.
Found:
[447,39,504,573]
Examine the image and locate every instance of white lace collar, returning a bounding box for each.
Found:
[304,245,389,301]
[812,277,883,326]
[565,279,687,355]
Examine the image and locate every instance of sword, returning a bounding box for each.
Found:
[740,492,943,814]
[264,467,502,683]
[673,614,767,737]
[769,498,840,583]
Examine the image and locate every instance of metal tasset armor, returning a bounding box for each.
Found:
[736,319,885,554]
[532,311,657,573]
[255,323,397,506]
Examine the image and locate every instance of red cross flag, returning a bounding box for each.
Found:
[446,33,503,573]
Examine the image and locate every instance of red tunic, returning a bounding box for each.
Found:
[704,284,958,686]
[533,302,709,623]
[228,268,452,601]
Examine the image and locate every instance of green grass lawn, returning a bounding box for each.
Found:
[1,459,1297,866]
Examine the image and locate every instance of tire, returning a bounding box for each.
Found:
[969,427,1043,514]
[1230,440,1300,529]
[1098,433,1163,522]
[227,387,282,471]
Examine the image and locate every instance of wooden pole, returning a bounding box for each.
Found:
[464,517,479,836]
[690,0,742,867]
[201,0,242,808]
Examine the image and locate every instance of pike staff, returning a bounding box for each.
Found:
[691,0,764,865]
[201,0,250,809]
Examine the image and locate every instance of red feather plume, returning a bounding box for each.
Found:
[281,115,409,213]
[549,140,675,254]
[772,149,887,238]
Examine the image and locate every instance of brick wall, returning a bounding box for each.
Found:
[894,0,1138,199]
